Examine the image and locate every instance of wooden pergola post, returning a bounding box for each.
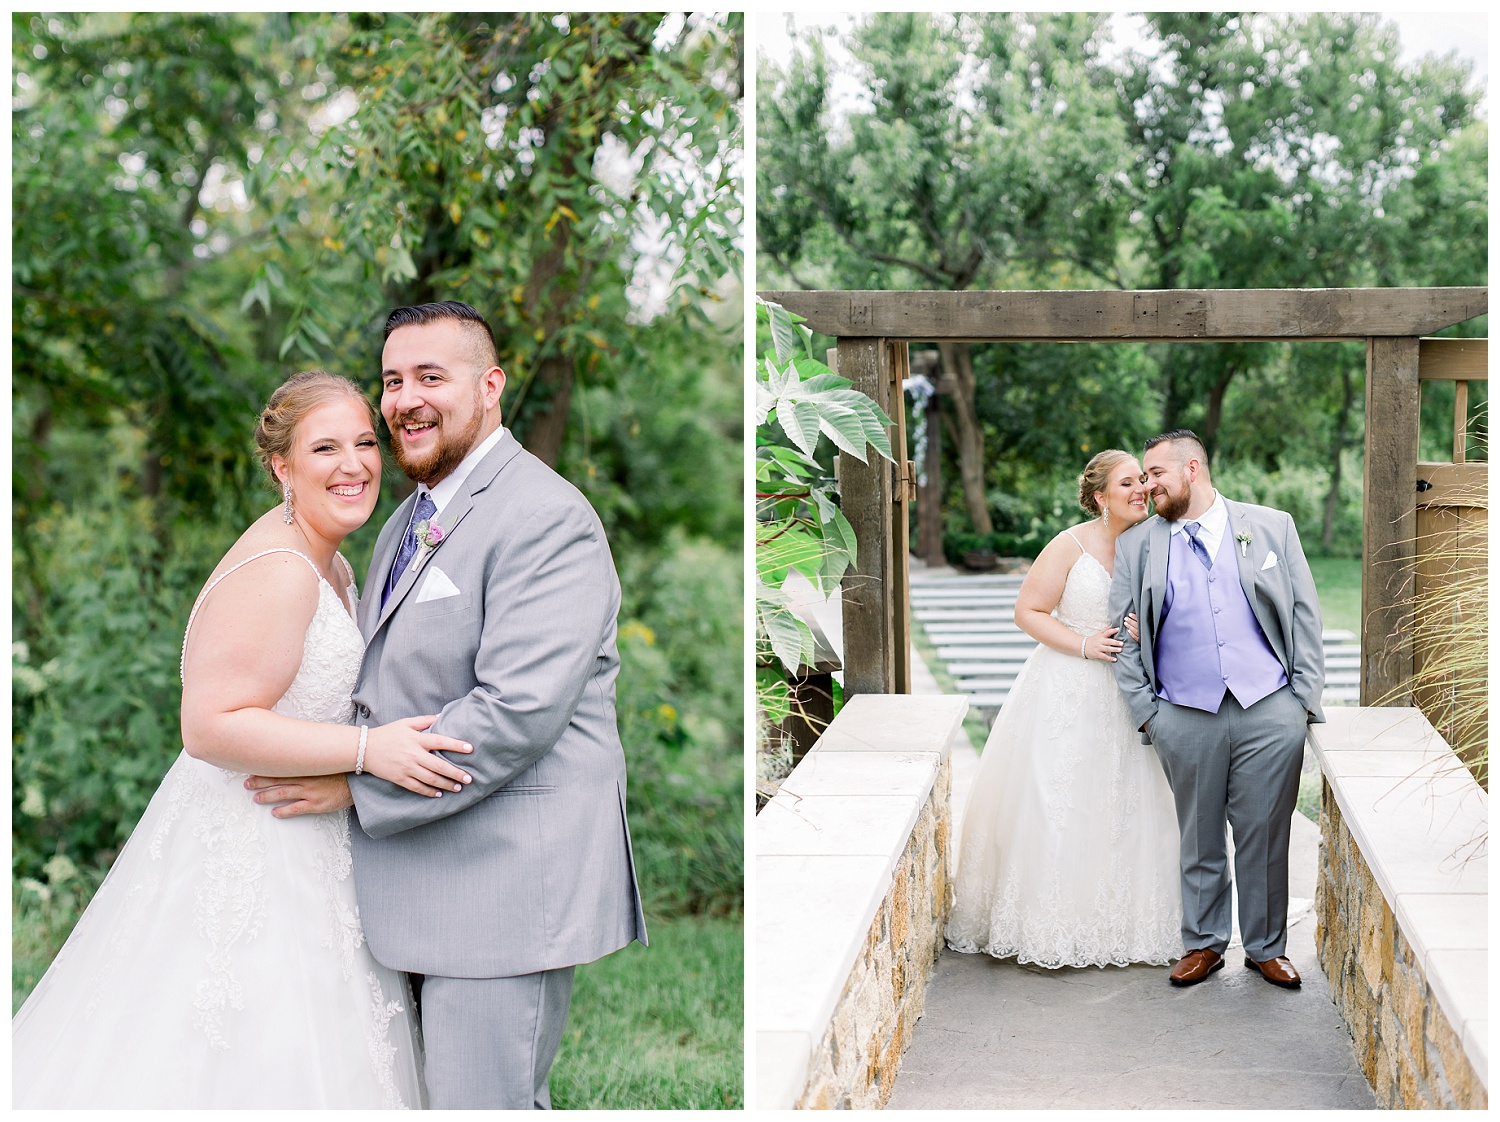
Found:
[837,337,897,695]
[1361,337,1421,706]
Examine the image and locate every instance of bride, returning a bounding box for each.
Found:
[12,371,476,1108]
[946,449,1182,968]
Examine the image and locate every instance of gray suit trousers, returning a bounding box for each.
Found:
[1149,686,1306,961]
[418,967,576,1110]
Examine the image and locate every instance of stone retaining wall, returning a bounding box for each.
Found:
[1311,708,1487,1110]
[755,693,968,1110]
[797,757,951,1109]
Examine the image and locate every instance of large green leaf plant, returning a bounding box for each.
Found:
[754,296,891,745]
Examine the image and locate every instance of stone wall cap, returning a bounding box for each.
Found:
[778,749,943,801]
[756,854,892,1039]
[756,1030,812,1110]
[757,791,927,863]
[1462,1020,1487,1087]
[813,693,968,759]
[1392,891,1487,963]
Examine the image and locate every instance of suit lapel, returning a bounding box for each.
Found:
[360,490,418,641]
[369,429,525,638]
[1146,516,1169,632]
[1224,498,1287,664]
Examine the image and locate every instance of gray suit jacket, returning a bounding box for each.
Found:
[348,428,647,979]
[1108,496,1326,742]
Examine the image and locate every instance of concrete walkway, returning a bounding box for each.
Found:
[893,560,1376,1110]
[887,811,1375,1109]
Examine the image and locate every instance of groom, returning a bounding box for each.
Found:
[1108,430,1323,989]
[251,300,646,1107]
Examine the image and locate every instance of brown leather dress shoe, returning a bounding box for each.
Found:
[1245,955,1302,988]
[1168,948,1224,986]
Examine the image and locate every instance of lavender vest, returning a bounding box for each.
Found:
[1155,522,1287,713]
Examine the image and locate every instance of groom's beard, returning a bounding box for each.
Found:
[1151,482,1191,522]
[390,396,485,486]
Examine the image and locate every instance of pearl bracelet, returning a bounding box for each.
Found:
[355,725,368,775]
[1080,635,1089,660]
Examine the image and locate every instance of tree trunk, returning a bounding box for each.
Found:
[1160,345,1182,432]
[937,341,992,535]
[1200,365,1237,459]
[519,355,575,468]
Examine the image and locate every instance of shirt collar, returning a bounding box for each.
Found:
[1169,489,1225,536]
[423,424,506,516]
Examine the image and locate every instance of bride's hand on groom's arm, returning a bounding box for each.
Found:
[363,715,475,798]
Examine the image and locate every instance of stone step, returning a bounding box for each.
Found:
[948,663,1032,678]
[927,632,1035,647]
[910,574,1026,587]
[915,609,1023,622]
[923,622,1030,636]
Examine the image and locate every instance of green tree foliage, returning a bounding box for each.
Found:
[13,13,742,923]
[250,12,742,468]
[760,12,1132,535]
[758,12,1486,554]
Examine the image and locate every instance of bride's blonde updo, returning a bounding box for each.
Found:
[1077,449,1136,517]
[254,371,379,484]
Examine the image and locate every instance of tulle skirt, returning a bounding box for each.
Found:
[946,645,1184,968]
[12,750,425,1108]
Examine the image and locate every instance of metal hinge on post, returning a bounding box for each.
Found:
[893,460,917,503]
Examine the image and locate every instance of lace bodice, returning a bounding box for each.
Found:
[181,548,363,725]
[1054,546,1113,636]
[272,579,364,723]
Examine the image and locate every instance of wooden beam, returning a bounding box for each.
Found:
[1418,337,1488,380]
[1362,337,1421,707]
[837,338,896,695]
[758,287,1487,342]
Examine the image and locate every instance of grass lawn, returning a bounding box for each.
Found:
[550,914,743,1109]
[1306,556,1361,634]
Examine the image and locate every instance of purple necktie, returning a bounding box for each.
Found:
[383,492,437,607]
[1183,521,1213,569]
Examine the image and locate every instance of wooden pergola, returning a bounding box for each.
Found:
[759,286,1488,710]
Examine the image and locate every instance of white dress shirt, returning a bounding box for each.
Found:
[1169,489,1227,558]
[421,423,507,520]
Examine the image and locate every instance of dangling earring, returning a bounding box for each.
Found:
[1099,498,1110,530]
[283,482,295,524]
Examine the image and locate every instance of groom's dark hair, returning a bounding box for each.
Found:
[384,301,499,373]
[1144,429,1208,466]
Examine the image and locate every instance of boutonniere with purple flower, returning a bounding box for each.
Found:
[1236,528,1252,558]
[414,520,446,560]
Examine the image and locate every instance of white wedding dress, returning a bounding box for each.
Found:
[946,540,1184,968]
[12,548,425,1109]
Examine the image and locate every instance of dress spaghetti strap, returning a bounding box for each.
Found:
[1061,527,1088,555]
[179,547,322,683]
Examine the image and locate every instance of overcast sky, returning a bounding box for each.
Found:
[757,11,1489,119]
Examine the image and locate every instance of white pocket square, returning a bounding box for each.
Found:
[1260,551,1278,571]
[415,565,462,603]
